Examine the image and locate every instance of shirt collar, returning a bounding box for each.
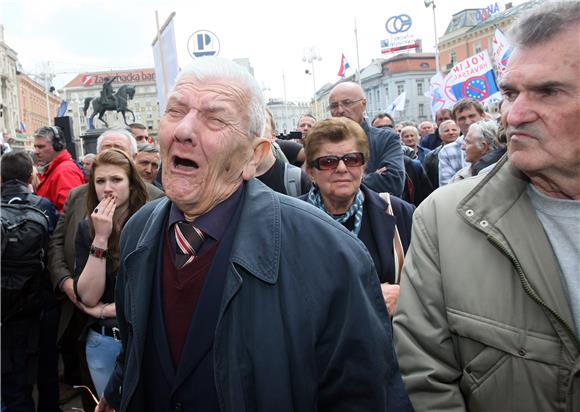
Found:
[167,183,245,242]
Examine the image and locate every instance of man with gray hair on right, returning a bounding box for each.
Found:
[393,2,580,411]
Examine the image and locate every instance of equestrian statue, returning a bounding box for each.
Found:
[83,77,136,128]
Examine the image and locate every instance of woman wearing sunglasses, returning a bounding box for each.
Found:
[302,117,415,317]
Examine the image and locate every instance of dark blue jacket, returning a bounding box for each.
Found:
[1,180,59,234]
[361,120,406,197]
[104,179,412,411]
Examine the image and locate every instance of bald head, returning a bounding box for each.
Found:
[329,82,367,124]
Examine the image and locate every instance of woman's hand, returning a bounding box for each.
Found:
[380,283,400,317]
[91,195,116,246]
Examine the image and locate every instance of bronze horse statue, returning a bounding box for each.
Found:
[83,85,136,128]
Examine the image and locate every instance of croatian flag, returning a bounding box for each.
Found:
[337,53,351,78]
[449,51,500,104]
[492,28,512,77]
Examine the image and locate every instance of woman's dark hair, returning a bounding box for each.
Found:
[86,149,148,272]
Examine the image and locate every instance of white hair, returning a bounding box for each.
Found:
[96,129,137,155]
[467,120,500,151]
[176,57,266,138]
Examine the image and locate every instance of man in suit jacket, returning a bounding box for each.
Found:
[97,57,410,412]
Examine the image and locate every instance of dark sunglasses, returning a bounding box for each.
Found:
[311,152,365,170]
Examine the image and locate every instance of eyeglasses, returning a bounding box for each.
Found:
[311,152,365,170]
[328,98,365,112]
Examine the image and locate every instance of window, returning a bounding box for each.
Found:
[418,104,425,117]
[474,42,482,54]
[450,50,457,66]
[396,82,405,95]
[416,80,424,96]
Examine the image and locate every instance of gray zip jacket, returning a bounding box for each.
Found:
[393,155,579,411]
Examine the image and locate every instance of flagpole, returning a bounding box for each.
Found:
[354,18,361,85]
[282,70,289,132]
[155,11,169,98]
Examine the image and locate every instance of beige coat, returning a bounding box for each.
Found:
[393,156,579,412]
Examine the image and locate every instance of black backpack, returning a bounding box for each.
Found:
[1,197,50,322]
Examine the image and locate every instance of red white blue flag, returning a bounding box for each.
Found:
[492,28,512,77]
[337,53,351,78]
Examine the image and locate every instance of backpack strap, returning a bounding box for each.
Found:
[284,163,302,197]
[378,192,405,284]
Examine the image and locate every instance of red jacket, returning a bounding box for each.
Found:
[36,150,85,212]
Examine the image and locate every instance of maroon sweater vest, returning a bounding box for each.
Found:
[162,233,219,367]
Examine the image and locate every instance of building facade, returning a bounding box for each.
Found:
[314,52,435,124]
[438,1,541,73]
[0,25,19,138]
[62,68,159,139]
[17,72,60,135]
[267,99,312,135]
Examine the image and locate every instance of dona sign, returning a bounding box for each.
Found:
[476,2,502,21]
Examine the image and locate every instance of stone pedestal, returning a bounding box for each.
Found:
[80,128,107,155]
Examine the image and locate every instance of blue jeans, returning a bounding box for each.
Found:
[85,329,122,397]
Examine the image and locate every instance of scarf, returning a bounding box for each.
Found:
[306,186,364,236]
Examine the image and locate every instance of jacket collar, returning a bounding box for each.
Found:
[40,150,73,177]
[132,179,281,284]
[457,155,575,331]
[1,180,31,197]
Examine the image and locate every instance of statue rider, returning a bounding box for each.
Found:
[101,75,118,108]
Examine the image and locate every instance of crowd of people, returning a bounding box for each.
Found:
[1,2,578,411]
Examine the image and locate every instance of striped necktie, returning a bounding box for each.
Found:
[174,221,205,269]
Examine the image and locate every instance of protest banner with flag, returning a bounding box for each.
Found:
[449,51,500,104]
[152,12,179,115]
[337,53,351,78]
[387,91,406,114]
[492,28,512,77]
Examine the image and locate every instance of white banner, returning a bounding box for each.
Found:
[152,12,179,115]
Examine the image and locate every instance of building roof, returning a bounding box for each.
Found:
[442,1,541,39]
[64,68,155,88]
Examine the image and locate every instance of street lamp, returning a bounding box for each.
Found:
[303,46,322,117]
[424,0,440,73]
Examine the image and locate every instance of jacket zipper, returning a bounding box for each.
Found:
[488,235,580,351]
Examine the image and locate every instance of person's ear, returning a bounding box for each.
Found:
[241,137,271,180]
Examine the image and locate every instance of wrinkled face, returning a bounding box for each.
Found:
[329,84,367,124]
[131,128,149,145]
[307,138,364,209]
[455,107,483,135]
[419,122,434,136]
[100,135,132,155]
[462,129,486,164]
[159,74,259,216]
[134,152,160,183]
[34,136,58,165]
[440,122,460,144]
[83,157,95,171]
[500,27,580,180]
[401,130,419,148]
[435,111,452,126]
[298,116,316,139]
[94,164,130,207]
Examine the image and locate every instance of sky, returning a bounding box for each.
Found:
[1,0,519,102]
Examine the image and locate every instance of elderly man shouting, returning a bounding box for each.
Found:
[97,57,411,412]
